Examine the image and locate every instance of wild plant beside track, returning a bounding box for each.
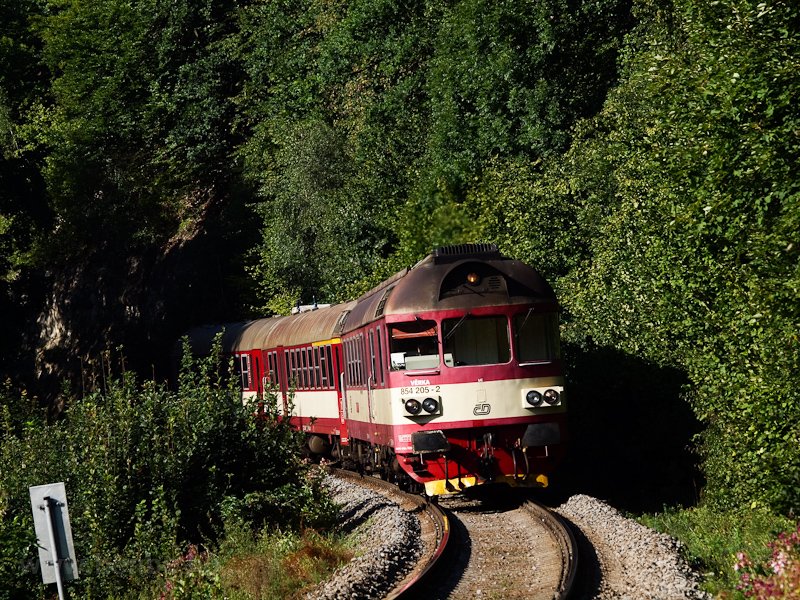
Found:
[0,341,340,598]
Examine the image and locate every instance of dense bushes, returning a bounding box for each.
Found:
[547,0,800,513]
[235,0,633,304]
[0,349,335,598]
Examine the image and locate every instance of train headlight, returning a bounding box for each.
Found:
[466,272,481,285]
[405,399,422,415]
[544,389,560,405]
[422,397,439,414]
[526,390,543,406]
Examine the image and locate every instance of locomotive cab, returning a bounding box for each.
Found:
[340,244,567,496]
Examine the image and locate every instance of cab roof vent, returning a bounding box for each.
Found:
[432,243,501,264]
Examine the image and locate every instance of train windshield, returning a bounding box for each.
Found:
[388,320,439,370]
[513,312,560,363]
[442,315,511,366]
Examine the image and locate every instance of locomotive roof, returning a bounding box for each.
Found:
[342,244,556,332]
[183,245,555,353]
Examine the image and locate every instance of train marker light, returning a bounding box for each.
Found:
[526,390,543,406]
[405,399,422,415]
[544,389,560,405]
[422,397,439,414]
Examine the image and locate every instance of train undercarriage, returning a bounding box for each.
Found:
[304,421,564,498]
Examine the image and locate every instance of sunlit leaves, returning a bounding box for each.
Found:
[556,0,800,513]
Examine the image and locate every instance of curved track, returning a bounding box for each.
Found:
[332,470,577,599]
[524,500,579,600]
[331,469,450,598]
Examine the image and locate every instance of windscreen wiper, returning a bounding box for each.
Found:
[445,312,470,341]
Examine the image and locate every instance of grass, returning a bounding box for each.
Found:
[151,523,353,599]
[638,505,796,597]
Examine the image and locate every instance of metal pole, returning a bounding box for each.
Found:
[41,497,66,600]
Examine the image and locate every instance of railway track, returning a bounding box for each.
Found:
[330,470,577,599]
[331,469,450,598]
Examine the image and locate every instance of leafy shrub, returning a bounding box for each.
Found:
[0,345,336,597]
[215,523,352,599]
[158,545,224,600]
[542,0,800,514]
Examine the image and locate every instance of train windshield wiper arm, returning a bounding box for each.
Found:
[518,307,534,333]
[445,312,470,341]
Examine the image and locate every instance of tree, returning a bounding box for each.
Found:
[555,0,800,512]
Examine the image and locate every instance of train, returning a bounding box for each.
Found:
[184,244,566,497]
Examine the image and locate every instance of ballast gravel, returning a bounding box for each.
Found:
[308,475,709,600]
[556,494,710,600]
[302,476,420,600]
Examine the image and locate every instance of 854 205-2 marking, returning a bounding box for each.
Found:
[400,386,441,395]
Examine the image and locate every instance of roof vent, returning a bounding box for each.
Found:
[334,310,351,335]
[374,286,395,318]
[432,243,501,263]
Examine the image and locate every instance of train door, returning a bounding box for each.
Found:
[276,346,288,415]
[366,330,376,424]
[332,344,349,445]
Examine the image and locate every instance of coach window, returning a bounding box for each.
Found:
[319,347,327,388]
[296,348,303,389]
[305,348,311,389]
[369,331,377,383]
[343,340,350,385]
[309,347,317,389]
[345,340,354,386]
[326,345,334,388]
[266,353,275,386]
[513,312,561,363]
[443,315,510,366]
[238,354,252,389]
[389,320,439,371]
[355,334,363,386]
[376,327,385,385]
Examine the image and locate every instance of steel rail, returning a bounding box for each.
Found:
[524,500,579,599]
[330,469,450,599]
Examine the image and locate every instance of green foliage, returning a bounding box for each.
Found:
[0,346,335,597]
[0,0,49,291]
[24,0,243,255]
[159,523,352,600]
[236,0,632,305]
[552,0,800,513]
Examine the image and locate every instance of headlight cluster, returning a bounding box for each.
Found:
[404,397,441,416]
[525,388,561,407]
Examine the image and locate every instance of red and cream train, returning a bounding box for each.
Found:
[186,244,566,496]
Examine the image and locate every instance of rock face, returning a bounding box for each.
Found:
[29,207,242,401]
